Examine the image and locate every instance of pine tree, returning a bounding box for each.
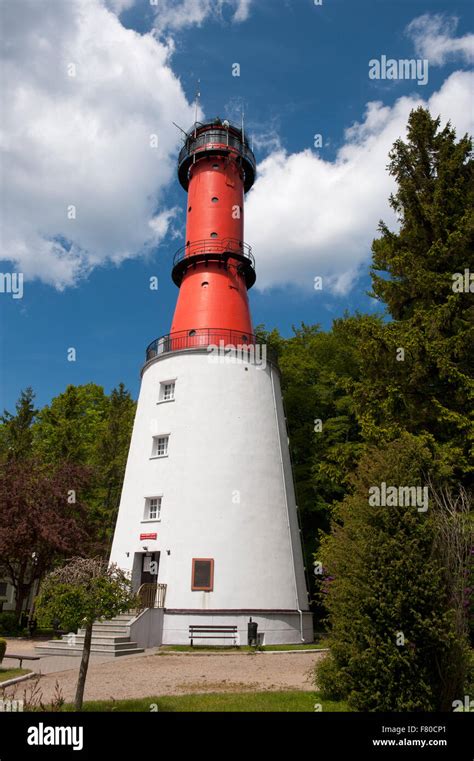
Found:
[316,108,473,710]
[343,108,473,481]
[0,387,37,461]
[316,437,470,711]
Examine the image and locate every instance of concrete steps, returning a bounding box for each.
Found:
[35,643,144,657]
[35,613,145,657]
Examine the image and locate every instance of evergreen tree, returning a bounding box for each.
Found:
[316,436,470,711]
[342,108,473,481]
[33,384,108,464]
[91,383,136,550]
[316,107,473,710]
[0,387,37,461]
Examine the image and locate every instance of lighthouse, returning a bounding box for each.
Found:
[109,118,313,645]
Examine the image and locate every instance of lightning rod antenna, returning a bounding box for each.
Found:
[194,79,200,138]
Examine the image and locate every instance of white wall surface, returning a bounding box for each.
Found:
[109,348,311,641]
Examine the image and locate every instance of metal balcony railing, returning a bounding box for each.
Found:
[146,328,257,362]
[171,237,256,288]
[177,121,256,192]
[173,238,254,268]
[145,329,277,367]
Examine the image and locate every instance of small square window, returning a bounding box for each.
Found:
[0,581,8,598]
[163,382,175,400]
[145,497,162,521]
[191,559,214,591]
[159,380,175,402]
[152,435,169,457]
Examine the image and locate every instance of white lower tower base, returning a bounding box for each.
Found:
[110,347,312,645]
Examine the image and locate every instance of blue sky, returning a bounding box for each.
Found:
[1,0,473,411]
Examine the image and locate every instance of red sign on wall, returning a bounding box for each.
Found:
[140,533,157,540]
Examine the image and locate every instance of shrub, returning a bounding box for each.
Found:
[0,612,22,636]
[0,638,6,664]
[315,653,348,702]
[317,436,471,711]
[463,651,474,696]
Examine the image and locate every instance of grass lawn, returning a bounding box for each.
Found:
[0,667,30,682]
[62,691,349,712]
[259,643,328,651]
[159,642,327,653]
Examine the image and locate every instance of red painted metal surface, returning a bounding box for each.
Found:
[170,123,255,337]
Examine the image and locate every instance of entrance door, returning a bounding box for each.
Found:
[141,552,160,585]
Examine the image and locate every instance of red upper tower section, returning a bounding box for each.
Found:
[170,118,256,343]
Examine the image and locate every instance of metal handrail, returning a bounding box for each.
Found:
[146,328,258,362]
[177,122,256,192]
[136,583,167,611]
[173,238,254,269]
[178,130,256,172]
[184,119,250,141]
[179,122,255,161]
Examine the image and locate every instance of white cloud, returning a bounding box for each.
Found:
[232,0,252,23]
[104,0,136,14]
[406,14,474,66]
[2,2,471,299]
[245,71,474,294]
[0,0,195,288]
[152,0,252,33]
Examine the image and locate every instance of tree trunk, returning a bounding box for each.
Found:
[14,589,25,617]
[14,560,32,619]
[74,621,93,711]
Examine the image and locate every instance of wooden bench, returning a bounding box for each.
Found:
[3,654,40,669]
[189,625,238,646]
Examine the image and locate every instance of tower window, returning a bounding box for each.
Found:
[159,380,175,401]
[210,232,218,238]
[189,329,197,336]
[191,558,214,591]
[188,206,192,212]
[201,281,209,287]
[151,435,169,458]
[211,197,218,203]
[212,163,219,169]
[145,497,162,521]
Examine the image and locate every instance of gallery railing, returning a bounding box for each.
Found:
[171,237,256,288]
[146,328,257,362]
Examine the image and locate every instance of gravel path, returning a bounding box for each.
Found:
[3,650,325,705]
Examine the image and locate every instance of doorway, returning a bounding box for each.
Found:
[140,552,160,585]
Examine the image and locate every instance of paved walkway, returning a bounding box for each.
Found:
[2,644,325,705]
